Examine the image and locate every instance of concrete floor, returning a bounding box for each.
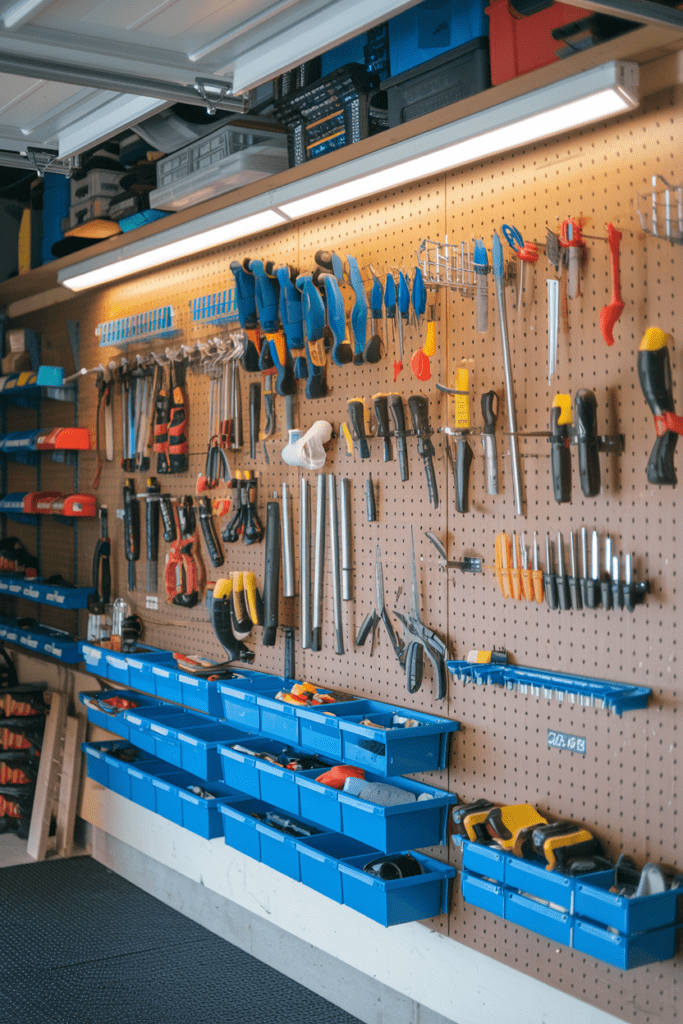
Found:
[0,833,33,868]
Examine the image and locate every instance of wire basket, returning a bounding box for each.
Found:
[636,175,683,245]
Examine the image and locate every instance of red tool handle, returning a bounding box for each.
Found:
[607,222,622,304]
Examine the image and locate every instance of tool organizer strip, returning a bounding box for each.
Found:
[4,82,682,1020]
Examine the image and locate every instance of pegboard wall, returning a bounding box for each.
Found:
[5,81,682,1022]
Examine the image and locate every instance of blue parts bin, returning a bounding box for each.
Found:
[0,614,81,663]
[0,577,93,609]
[458,838,682,968]
[447,659,651,714]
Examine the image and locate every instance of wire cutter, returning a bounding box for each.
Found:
[355,546,404,661]
[394,526,448,700]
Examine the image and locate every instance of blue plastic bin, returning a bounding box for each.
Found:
[573,918,680,969]
[339,850,455,927]
[79,689,160,739]
[296,700,373,759]
[126,650,177,694]
[506,890,572,946]
[153,772,190,825]
[179,784,247,840]
[297,834,378,904]
[461,840,506,884]
[505,855,574,911]
[256,808,327,882]
[338,708,459,776]
[255,691,302,744]
[218,678,280,731]
[574,871,683,933]
[152,663,184,704]
[219,798,267,862]
[461,870,506,916]
[82,741,111,787]
[81,642,106,676]
[177,722,247,780]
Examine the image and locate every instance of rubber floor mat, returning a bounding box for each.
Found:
[0,857,365,1024]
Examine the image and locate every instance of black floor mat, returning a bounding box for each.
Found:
[0,857,364,1024]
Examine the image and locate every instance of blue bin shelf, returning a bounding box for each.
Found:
[446,660,650,715]
[0,614,81,662]
[458,839,682,968]
[0,367,75,406]
[79,642,177,686]
[219,735,458,853]
[217,678,459,777]
[0,577,93,609]
[83,740,249,839]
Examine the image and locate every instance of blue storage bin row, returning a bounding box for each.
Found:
[0,614,81,662]
[80,689,249,780]
[219,799,455,926]
[0,576,93,609]
[218,736,457,853]
[217,678,459,777]
[83,740,248,839]
[80,642,176,686]
[459,840,682,969]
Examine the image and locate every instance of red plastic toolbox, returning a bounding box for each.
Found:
[486,0,592,85]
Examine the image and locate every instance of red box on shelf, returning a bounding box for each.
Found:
[486,0,592,85]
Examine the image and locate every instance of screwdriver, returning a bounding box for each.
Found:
[543,535,558,610]
[601,536,613,610]
[511,532,522,600]
[587,529,600,609]
[532,532,544,603]
[575,389,601,497]
[520,532,533,601]
[387,393,409,481]
[384,274,397,373]
[580,526,589,607]
[623,554,635,613]
[365,270,383,364]
[347,398,370,459]
[556,532,570,611]
[372,393,393,462]
[612,554,623,611]
[568,530,582,610]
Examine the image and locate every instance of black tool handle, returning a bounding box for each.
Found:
[146,477,160,562]
[481,391,498,434]
[387,393,409,481]
[199,497,224,567]
[556,574,571,611]
[123,479,139,563]
[366,474,377,522]
[407,394,431,440]
[355,610,377,646]
[600,579,613,611]
[160,496,176,542]
[612,579,623,611]
[405,641,424,694]
[262,502,280,646]
[373,394,392,461]
[347,400,370,459]
[623,582,635,612]
[638,346,679,485]
[585,578,599,609]
[543,572,559,610]
[550,407,572,503]
[283,626,295,680]
[575,389,601,497]
[568,576,582,610]
[455,438,473,513]
[249,382,261,461]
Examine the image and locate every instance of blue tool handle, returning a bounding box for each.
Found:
[411,268,426,318]
[250,259,279,332]
[346,255,368,363]
[230,261,257,329]
[276,267,304,349]
[331,252,344,281]
[297,274,325,342]
[502,223,523,252]
[398,272,410,321]
[323,274,349,367]
[384,274,396,318]
[492,232,504,281]
[370,275,383,319]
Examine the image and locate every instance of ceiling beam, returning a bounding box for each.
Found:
[1,0,53,31]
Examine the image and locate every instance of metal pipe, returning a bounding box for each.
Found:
[327,474,344,656]
[492,231,524,515]
[311,473,326,652]
[282,482,294,598]
[340,477,352,601]
[0,53,246,112]
[299,477,311,650]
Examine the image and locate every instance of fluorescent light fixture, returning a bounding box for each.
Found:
[58,61,638,294]
[1,0,53,30]
[60,210,287,292]
[277,63,639,219]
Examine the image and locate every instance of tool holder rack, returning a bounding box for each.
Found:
[189,291,241,326]
[446,661,650,714]
[96,306,179,348]
[636,175,683,246]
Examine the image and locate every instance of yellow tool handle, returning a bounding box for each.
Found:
[423,320,436,358]
[213,577,232,600]
[531,568,544,603]
[521,567,533,601]
[231,571,247,621]
[244,571,262,625]
[511,567,522,601]
[495,534,512,599]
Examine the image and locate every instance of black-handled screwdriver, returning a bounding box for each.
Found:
[387,393,409,481]
[347,398,370,459]
[480,390,499,495]
[372,393,393,462]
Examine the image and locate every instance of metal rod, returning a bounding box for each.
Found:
[340,477,352,601]
[327,474,344,655]
[311,473,326,652]
[300,477,311,650]
[282,482,294,598]
[493,231,524,515]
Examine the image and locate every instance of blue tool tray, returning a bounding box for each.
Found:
[0,577,94,609]
[83,740,249,839]
[79,690,164,738]
[151,663,273,716]
[79,643,176,686]
[217,679,459,776]
[0,615,81,662]
[218,798,455,924]
[446,660,650,715]
[458,839,682,968]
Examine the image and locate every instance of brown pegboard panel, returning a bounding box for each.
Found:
[4,81,682,1021]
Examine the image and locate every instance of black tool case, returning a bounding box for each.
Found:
[380,36,490,128]
[272,63,381,167]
